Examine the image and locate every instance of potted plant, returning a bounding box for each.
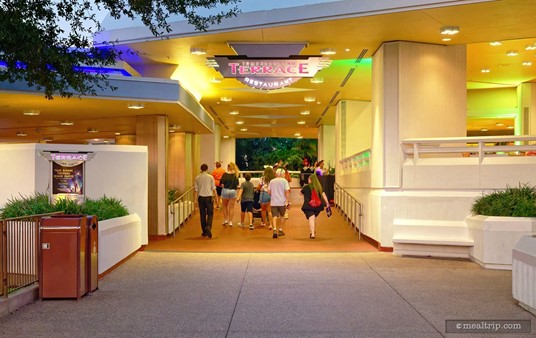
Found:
[466,184,536,269]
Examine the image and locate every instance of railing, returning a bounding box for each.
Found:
[1,212,62,298]
[169,186,195,238]
[401,135,536,162]
[334,183,363,240]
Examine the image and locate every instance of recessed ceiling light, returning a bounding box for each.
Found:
[442,38,451,42]
[320,48,336,55]
[506,50,518,56]
[229,111,239,115]
[240,128,248,132]
[23,110,40,116]
[440,26,459,35]
[223,135,229,139]
[496,123,504,127]
[60,121,74,126]
[169,130,175,133]
[480,128,488,132]
[16,132,27,137]
[507,125,514,129]
[115,132,121,136]
[490,41,502,46]
[345,48,351,52]
[190,47,207,55]
[526,45,536,51]
[481,68,491,73]
[294,133,301,137]
[297,121,306,125]
[304,96,316,102]
[87,128,98,133]
[300,110,310,115]
[220,97,232,102]
[297,136,303,139]
[522,61,532,66]
[236,121,244,125]
[128,103,144,109]
[169,124,181,129]
[310,78,324,84]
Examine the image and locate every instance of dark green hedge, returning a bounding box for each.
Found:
[471,184,536,217]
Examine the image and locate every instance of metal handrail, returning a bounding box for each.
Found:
[1,212,63,298]
[169,186,195,238]
[334,183,363,240]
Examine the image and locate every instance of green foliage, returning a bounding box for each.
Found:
[0,193,129,220]
[0,1,240,99]
[471,184,536,217]
[236,138,318,171]
[81,196,129,220]
[0,192,55,218]
[168,189,178,204]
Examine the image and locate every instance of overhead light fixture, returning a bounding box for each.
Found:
[229,111,239,115]
[190,47,207,55]
[294,133,301,137]
[169,130,175,133]
[297,136,303,139]
[507,125,514,129]
[320,48,336,55]
[304,96,316,102]
[223,135,229,139]
[297,121,306,125]
[128,103,145,110]
[169,124,181,129]
[300,110,310,115]
[115,132,121,136]
[526,45,536,51]
[506,50,518,56]
[489,41,502,46]
[496,123,504,127]
[220,97,232,102]
[236,121,244,125]
[16,132,27,137]
[43,137,53,142]
[60,121,74,126]
[87,128,98,133]
[240,128,248,132]
[440,26,459,35]
[23,110,40,116]
[480,128,488,132]
[522,61,532,66]
[481,68,491,73]
[442,38,451,42]
[310,78,324,84]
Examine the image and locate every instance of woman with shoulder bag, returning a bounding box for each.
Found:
[300,174,330,239]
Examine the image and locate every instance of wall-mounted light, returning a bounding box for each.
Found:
[128,103,145,109]
[190,47,207,55]
[440,26,460,35]
[320,48,336,55]
[60,121,74,126]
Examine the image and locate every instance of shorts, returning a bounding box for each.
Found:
[216,186,223,196]
[303,209,321,219]
[221,188,237,199]
[259,191,271,204]
[271,205,286,217]
[241,201,254,212]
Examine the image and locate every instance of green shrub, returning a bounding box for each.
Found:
[0,193,129,220]
[471,184,536,217]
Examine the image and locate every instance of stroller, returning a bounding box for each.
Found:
[252,190,264,225]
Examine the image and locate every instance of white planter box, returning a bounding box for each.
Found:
[512,235,536,316]
[98,213,141,275]
[465,215,536,270]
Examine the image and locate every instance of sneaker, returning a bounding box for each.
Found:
[249,225,254,230]
[228,222,233,227]
[278,229,285,236]
[272,231,278,239]
[222,221,228,226]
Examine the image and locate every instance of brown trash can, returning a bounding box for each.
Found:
[86,215,98,293]
[39,215,87,300]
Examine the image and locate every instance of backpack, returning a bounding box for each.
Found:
[308,187,322,207]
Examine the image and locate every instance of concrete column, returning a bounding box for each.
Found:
[136,115,168,237]
[318,125,336,172]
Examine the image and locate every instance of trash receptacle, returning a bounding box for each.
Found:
[40,215,87,300]
[86,215,98,293]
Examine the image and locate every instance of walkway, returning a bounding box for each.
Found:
[0,191,534,337]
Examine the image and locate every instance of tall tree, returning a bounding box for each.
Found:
[0,0,240,99]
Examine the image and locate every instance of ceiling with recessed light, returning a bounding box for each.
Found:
[1,0,536,144]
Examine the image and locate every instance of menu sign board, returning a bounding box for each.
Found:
[52,162,84,195]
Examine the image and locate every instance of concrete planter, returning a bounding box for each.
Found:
[465,215,536,270]
[512,235,536,316]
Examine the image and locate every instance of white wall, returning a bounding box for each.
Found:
[0,143,149,245]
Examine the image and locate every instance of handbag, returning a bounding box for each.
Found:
[308,188,322,207]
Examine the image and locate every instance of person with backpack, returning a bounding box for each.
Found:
[300,174,331,239]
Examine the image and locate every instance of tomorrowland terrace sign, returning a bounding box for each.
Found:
[210,55,331,90]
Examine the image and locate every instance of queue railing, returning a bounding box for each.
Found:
[169,186,195,238]
[334,183,363,240]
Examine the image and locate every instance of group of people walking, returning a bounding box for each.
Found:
[193,159,331,240]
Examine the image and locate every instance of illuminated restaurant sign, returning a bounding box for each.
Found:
[210,56,331,90]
